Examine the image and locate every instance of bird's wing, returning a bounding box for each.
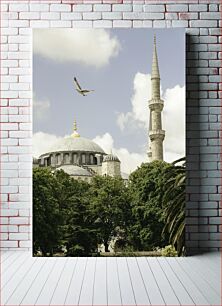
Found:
[74,77,82,90]
[82,89,94,93]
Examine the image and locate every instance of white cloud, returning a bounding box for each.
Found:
[93,133,114,154]
[93,133,146,174]
[33,29,121,68]
[33,132,62,158]
[163,85,185,156]
[116,72,185,163]
[117,73,151,131]
[33,96,50,121]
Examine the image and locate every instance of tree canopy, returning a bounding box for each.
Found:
[89,175,131,252]
[33,167,62,256]
[33,159,185,256]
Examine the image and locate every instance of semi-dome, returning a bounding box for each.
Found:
[56,165,92,177]
[103,153,120,162]
[46,136,105,155]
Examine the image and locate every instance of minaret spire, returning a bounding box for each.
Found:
[148,35,165,161]
[71,118,80,138]
[151,34,160,81]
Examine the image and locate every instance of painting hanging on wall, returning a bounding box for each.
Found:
[33,28,185,257]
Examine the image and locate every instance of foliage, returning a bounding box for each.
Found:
[126,161,174,250]
[33,167,62,256]
[162,157,186,256]
[53,170,98,256]
[33,157,186,257]
[161,245,178,257]
[33,168,98,256]
[89,175,131,252]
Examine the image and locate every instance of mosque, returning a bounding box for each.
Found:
[33,36,165,180]
[33,120,122,182]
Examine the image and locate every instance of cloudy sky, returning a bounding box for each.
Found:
[33,28,185,174]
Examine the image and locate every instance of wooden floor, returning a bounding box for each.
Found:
[1,251,221,306]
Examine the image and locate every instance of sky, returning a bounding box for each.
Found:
[33,28,185,174]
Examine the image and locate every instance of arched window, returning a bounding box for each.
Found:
[50,155,54,164]
[73,153,77,164]
[64,153,69,164]
[82,154,86,164]
[56,154,61,165]
[90,154,94,164]
[44,156,50,166]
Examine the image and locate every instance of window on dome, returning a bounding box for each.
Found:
[82,154,86,164]
[50,155,54,165]
[56,154,61,165]
[64,153,69,164]
[73,153,77,164]
[90,154,94,165]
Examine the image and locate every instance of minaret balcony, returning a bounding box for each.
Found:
[149,129,165,141]
[148,99,164,111]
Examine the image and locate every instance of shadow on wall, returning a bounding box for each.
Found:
[185,33,201,255]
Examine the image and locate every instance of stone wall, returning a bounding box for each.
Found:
[1,0,221,254]
[102,160,121,177]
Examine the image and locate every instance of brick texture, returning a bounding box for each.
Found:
[0,0,221,255]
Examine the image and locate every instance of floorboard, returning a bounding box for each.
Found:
[2,256,36,305]
[166,257,210,305]
[117,257,136,305]
[5,258,46,305]
[78,257,96,305]
[146,257,180,305]
[193,253,220,276]
[64,257,87,305]
[126,257,150,305]
[50,258,76,305]
[1,252,28,289]
[92,257,107,305]
[2,251,22,272]
[107,258,122,305]
[1,252,220,306]
[187,256,220,293]
[176,257,221,305]
[137,257,165,305]
[0,251,14,262]
[157,258,195,305]
[36,258,67,305]
[20,258,56,305]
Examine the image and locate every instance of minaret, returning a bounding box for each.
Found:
[148,35,165,161]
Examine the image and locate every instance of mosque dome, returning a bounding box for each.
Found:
[103,153,120,162]
[36,119,122,180]
[47,136,105,154]
[42,120,104,156]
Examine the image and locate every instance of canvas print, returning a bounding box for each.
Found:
[33,29,185,257]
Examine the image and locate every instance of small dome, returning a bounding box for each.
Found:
[103,153,120,162]
[56,165,92,177]
[45,136,105,155]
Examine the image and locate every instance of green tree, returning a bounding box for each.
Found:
[162,158,185,256]
[127,161,176,251]
[89,175,131,252]
[33,167,62,256]
[54,170,98,256]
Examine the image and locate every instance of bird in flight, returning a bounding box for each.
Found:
[73,77,94,96]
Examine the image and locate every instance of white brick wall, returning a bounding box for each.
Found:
[0,0,221,254]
